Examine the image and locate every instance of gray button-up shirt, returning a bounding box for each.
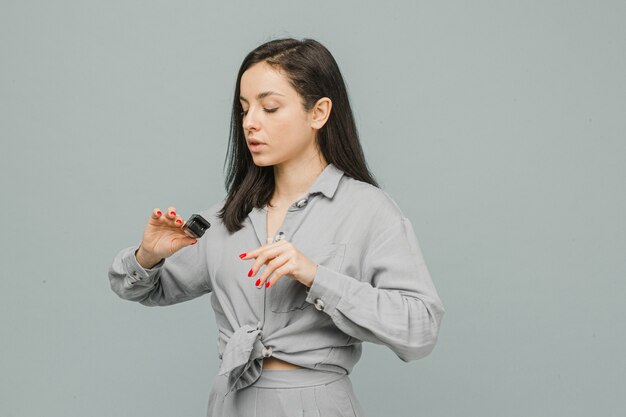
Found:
[108,163,445,396]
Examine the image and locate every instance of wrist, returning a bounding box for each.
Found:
[302,264,319,288]
[135,245,162,269]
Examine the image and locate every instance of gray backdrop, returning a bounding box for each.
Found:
[1,1,624,416]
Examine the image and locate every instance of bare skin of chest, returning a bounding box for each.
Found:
[263,204,304,370]
[265,205,288,244]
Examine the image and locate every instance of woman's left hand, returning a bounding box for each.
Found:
[239,240,318,288]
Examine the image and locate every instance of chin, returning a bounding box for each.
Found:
[251,152,288,168]
[250,156,274,167]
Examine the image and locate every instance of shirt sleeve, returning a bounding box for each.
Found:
[304,215,445,362]
[107,238,212,306]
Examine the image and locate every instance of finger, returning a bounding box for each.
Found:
[255,255,289,287]
[245,243,277,276]
[244,239,289,262]
[248,241,290,277]
[170,234,197,253]
[182,235,197,246]
[174,215,184,226]
[265,262,292,288]
[241,244,266,261]
[151,208,163,219]
[166,206,177,219]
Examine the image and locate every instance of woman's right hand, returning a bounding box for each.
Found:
[135,206,197,269]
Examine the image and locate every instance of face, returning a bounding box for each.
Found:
[239,62,322,167]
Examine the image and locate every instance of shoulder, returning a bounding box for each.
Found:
[338,174,406,224]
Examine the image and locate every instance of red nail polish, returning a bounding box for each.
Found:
[239,253,247,259]
[248,269,253,277]
[170,211,175,216]
[265,281,271,288]
[176,219,182,224]
[255,279,261,286]
[156,210,162,216]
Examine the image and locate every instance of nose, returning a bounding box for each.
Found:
[242,107,260,132]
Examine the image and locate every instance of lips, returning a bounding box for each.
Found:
[247,137,265,145]
[247,138,266,153]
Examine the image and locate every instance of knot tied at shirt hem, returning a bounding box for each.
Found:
[218,322,269,396]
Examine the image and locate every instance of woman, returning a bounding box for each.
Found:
[108,38,445,417]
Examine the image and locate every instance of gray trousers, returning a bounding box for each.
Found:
[207,368,366,417]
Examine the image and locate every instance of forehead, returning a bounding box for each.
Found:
[240,62,294,99]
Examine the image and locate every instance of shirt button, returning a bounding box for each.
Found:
[295,198,308,208]
[262,346,273,358]
[314,298,325,311]
[131,271,138,277]
[273,232,285,242]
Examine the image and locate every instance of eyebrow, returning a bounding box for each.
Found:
[239,91,285,103]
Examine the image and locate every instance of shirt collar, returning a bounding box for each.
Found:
[306,162,345,199]
[247,163,345,245]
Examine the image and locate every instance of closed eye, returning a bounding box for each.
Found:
[240,108,279,117]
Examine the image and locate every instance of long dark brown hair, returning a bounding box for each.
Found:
[217,38,379,233]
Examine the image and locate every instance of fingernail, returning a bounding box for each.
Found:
[255,279,261,286]
[170,211,176,216]
[248,269,253,277]
[239,253,247,259]
[176,219,182,224]
[265,281,271,288]
[156,210,162,216]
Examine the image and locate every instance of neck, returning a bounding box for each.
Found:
[271,153,328,207]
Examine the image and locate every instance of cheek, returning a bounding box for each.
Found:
[271,110,309,141]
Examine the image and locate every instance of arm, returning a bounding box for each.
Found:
[305,215,445,362]
[107,236,212,306]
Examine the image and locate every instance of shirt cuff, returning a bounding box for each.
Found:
[122,246,166,286]
[304,264,351,316]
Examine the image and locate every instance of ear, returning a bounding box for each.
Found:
[310,97,332,130]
